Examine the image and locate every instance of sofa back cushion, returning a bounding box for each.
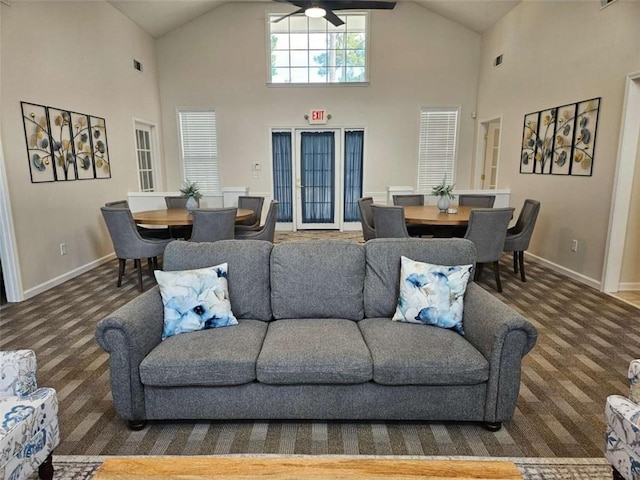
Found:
[364,238,476,318]
[271,240,365,320]
[163,240,273,321]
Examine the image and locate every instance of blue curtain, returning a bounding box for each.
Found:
[301,132,334,223]
[272,131,293,222]
[344,130,364,222]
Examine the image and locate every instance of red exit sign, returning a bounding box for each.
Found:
[308,109,328,124]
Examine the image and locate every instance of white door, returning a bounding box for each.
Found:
[134,121,158,192]
[482,121,500,189]
[294,129,342,229]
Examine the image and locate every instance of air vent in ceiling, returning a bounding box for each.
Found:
[494,54,503,67]
[133,59,143,72]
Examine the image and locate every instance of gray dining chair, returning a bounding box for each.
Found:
[392,194,424,207]
[464,207,515,292]
[235,196,265,233]
[357,197,376,241]
[100,206,171,292]
[235,200,279,242]
[503,199,541,282]
[189,208,237,243]
[458,194,496,208]
[392,194,433,237]
[105,200,171,240]
[371,205,410,239]
[165,196,198,209]
[165,196,198,239]
[105,199,128,208]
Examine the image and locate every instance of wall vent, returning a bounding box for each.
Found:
[133,59,143,72]
[600,0,618,8]
[494,54,503,67]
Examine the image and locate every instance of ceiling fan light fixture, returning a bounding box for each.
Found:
[305,6,326,18]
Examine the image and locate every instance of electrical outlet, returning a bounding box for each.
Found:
[60,243,67,255]
[571,239,578,252]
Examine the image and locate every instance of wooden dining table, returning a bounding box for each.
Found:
[403,205,478,226]
[133,208,253,226]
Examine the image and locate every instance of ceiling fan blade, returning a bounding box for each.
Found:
[320,0,396,10]
[323,10,345,27]
[273,0,312,8]
[272,7,305,23]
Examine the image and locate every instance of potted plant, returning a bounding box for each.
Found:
[180,180,203,213]
[432,175,455,212]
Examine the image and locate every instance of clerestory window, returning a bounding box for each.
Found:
[268,13,368,84]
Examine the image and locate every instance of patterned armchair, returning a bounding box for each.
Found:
[0,350,59,480]
[606,360,640,480]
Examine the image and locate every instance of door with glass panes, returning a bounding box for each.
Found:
[295,129,340,229]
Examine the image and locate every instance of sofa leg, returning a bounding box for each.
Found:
[38,453,54,480]
[483,421,502,432]
[128,419,147,431]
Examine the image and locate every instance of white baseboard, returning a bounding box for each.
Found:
[525,252,601,290]
[22,253,116,300]
[342,222,361,232]
[619,282,640,291]
[275,223,294,231]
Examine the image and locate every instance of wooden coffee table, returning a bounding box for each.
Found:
[94,456,523,479]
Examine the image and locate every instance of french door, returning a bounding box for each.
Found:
[295,129,341,229]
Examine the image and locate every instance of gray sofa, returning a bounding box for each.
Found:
[95,238,537,431]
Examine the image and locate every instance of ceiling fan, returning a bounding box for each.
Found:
[272,0,396,27]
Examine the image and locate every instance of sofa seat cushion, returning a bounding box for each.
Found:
[257,319,372,385]
[359,318,489,385]
[140,319,268,387]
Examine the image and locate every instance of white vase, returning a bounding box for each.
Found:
[186,196,198,213]
[437,196,450,213]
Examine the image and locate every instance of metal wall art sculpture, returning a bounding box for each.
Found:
[520,97,600,176]
[21,101,111,183]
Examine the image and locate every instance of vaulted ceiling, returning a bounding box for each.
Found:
[108,0,521,38]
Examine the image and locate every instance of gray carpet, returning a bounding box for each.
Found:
[1,231,638,459]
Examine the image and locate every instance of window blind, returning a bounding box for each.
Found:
[417,107,459,192]
[178,110,219,194]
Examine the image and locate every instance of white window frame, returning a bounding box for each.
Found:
[133,119,159,192]
[266,12,370,85]
[417,106,460,192]
[177,108,220,195]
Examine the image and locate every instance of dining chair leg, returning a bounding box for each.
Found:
[117,258,126,287]
[513,251,518,273]
[474,263,484,281]
[493,261,503,293]
[152,256,159,270]
[147,258,154,278]
[136,259,144,292]
[518,251,526,282]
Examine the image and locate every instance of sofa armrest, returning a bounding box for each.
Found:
[462,283,538,422]
[94,287,164,421]
[606,395,640,449]
[0,349,38,397]
[628,360,640,404]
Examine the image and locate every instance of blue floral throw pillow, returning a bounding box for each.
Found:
[392,256,473,335]
[155,263,238,340]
